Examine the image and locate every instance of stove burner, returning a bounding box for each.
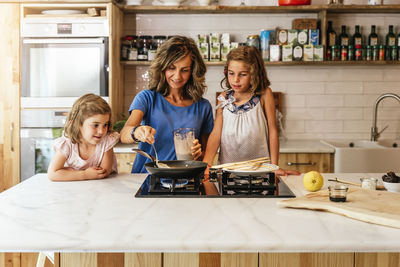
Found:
[160,178,188,189]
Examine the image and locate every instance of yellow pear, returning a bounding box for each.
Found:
[303,171,324,192]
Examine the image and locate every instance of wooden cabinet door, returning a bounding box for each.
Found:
[0,4,21,267]
[279,153,334,173]
[0,3,20,191]
[115,153,136,173]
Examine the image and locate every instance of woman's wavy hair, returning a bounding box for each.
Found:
[221,46,270,95]
[148,35,207,102]
[64,93,112,144]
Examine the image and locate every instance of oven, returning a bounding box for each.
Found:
[21,19,109,108]
[20,109,68,181]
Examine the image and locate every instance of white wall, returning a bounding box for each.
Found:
[123,12,400,140]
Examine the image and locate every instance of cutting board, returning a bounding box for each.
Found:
[278,186,400,229]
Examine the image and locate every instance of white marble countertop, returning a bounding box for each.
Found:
[0,173,399,253]
[114,140,334,154]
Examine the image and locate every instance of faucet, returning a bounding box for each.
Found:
[371,93,400,141]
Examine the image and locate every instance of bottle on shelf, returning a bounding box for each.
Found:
[339,25,349,46]
[368,25,379,46]
[327,21,337,47]
[386,25,396,46]
[353,25,363,46]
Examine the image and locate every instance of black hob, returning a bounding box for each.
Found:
[135,170,296,198]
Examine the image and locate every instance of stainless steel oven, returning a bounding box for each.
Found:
[20,109,68,181]
[21,19,109,108]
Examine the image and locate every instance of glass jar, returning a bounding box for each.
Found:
[328,185,348,202]
[390,45,397,61]
[372,45,379,61]
[378,45,385,61]
[127,35,138,61]
[341,45,348,61]
[246,35,260,50]
[153,35,167,49]
[355,44,362,61]
[326,46,332,61]
[360,178,377,190]
[120,37,131,61]
[331,45,340,61]
[347,45,354,61]
[366,45,372,61]
[138,35,152,61]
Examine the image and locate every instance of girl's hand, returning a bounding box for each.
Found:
[134,126,156,144]
[84,166,107,180]
[191,139,202,160]
[275,168,301,177]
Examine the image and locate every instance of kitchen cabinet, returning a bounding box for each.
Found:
[0,3,20,266]
[279,152,334,173]
[115,153,136,173]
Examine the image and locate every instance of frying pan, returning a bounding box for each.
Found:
[132,148,207,178]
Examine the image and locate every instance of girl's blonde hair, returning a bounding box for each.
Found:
[148,35,207,102]
[221,46,271,95]
[64,93,112,144]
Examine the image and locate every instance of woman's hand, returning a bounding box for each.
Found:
[191,139,202,160]
[134,126,156,144]
[275,168,301,177]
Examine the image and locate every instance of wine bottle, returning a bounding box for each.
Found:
[368,25,378,46]
[353,25,363,46]
[327,21,337,47]
[386,25,396,46]
[339,25,349,46]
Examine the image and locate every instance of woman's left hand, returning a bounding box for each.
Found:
[191,139,202,160]
[275,168,301,176]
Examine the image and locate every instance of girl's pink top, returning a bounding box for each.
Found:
[53,132,120,173]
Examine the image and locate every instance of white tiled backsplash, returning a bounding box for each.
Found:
[123,13,400,140]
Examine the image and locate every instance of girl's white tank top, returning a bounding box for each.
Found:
[218,93,270,164]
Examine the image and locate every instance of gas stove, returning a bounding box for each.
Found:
[135,169,295,198]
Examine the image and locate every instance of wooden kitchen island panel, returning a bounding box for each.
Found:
[57,253,400,267]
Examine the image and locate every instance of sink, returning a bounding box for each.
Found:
[321,139,400,173]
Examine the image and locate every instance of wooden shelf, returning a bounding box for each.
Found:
[119,4,400,14]
[121,60,400,66]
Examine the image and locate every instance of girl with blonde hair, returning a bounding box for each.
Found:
[48,93,120,181]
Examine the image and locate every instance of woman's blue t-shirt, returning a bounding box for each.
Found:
[129,89,214,173]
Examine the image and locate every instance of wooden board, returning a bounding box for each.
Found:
[278,186,400,229]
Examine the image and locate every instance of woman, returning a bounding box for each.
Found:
[121,36,214,173]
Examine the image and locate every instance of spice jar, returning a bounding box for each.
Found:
[348,45,354,61]
[360,178,377,190]
[378,45,385,61]
[120,37,131,60]
[372,45,379,61]
[366,45,372,61]
[328,185,348,202]
[326,46,332,61]
[246,35,260,50]
[391,46,398,61]
[127,35,138,61]
[138,35,152,61]
[355,44,362,61]
[331,45,340,61]
[341,45,348,61]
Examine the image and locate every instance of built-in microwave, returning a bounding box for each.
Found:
[21,19,109,108]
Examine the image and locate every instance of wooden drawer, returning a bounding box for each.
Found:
[279,153,334,173]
